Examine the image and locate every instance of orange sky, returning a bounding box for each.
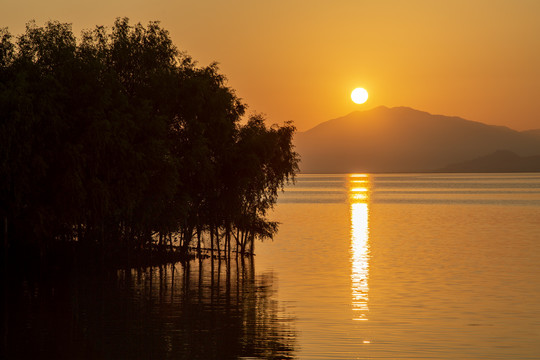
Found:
[3,0,540,131]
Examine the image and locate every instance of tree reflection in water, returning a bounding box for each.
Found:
[2,258,296,359]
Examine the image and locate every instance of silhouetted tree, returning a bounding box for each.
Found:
[0,19,299,266]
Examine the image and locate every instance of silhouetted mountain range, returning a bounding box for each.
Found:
[437,150,540,173]
[522,129,540,140]
[295,106,540,173]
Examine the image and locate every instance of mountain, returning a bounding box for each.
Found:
[522,129,540,140]
[295,106,540,173]
[437,150,540,173]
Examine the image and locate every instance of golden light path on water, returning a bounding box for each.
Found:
[349,174,370,322]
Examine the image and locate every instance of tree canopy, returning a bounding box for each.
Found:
[0,19,299,266]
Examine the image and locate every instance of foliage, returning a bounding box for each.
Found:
[0,19,299,265]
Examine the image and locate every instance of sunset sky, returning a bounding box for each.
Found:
[3,0,540,131]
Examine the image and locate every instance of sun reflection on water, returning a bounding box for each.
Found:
[349,174,370,322]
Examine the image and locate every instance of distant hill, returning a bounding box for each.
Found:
[294,106,540,173]
[437,150,540,173]
[522,129,540,140]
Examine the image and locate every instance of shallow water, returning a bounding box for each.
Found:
[3,173,540,359]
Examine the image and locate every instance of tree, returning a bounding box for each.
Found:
[0,19,299,267]
[226,115,299,255]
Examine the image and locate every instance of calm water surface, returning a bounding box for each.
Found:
[258,173,540,359]
[3,173,540,359]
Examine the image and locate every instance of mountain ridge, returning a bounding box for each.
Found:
[295,106,540,173]
[522,129,540,140]
[302,106,517,137]
[437,150,540,173]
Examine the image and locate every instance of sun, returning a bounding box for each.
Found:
[351,88,368,104]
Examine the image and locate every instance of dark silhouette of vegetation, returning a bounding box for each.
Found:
[0,19,299,267]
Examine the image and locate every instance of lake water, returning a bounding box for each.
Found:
[3,173,540,359]
[259,173,540,359]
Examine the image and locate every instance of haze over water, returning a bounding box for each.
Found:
[258,173,540,359]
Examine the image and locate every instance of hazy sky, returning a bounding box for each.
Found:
[3,0,540,131]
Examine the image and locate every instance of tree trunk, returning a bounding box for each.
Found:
[226,225,231,260]
[249,232,255,256]
[196,226,202,258]
[216,228,221,258]
[210,226,214,259]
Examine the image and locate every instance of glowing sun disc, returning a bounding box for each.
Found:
[351,88,368,104]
